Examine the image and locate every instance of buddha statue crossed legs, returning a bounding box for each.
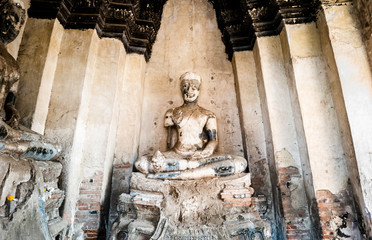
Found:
[135,72,247,179]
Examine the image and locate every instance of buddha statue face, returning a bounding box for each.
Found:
[181,79,200,103]
[0,0,25,45]
[179,72,201,103]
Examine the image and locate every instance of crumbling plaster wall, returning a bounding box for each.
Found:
[139,0,244,157]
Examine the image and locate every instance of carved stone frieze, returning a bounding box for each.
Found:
[28,0,165,61]
[209,0,256,59]
[96,0,164,60]
[246,0,283,37]
[57,0,102,29]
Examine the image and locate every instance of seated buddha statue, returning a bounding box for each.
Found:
[135,72,247,179]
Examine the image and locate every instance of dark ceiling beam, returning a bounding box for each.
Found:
[28,0,62,19]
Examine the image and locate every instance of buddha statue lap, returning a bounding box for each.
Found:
[135,72,247,180]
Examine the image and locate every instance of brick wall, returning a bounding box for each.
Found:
[278,167,311,240]
[316,190,360,239]
[75,171,105,240]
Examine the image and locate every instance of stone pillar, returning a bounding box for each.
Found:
[108,53,146,228]
[319,1,372,237]
[16,18,64,134]
[232,51,274,221]
[72,38,126,239]
[39,29,129,239]
[43,28,100,235]
[282,22,361,239]
[254,36,312,239]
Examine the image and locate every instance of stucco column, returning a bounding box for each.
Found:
[71,38,126,239]
[41,30,128,239]
[108,53,146,228]
[232,51,274,222]
[43,29,100,234]
[282,22,361,239]
[255,36,312,239]
[319,1,372,236]
[16,18,64,134]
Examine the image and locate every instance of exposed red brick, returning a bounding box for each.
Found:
[224,202,252,207]
[316,189,360,239]
[286,225,297,230]
[78,206,89,210]
[277,167,311,240]
[74,171,105,238]
[50,193,62,199]
[114,163,131,169]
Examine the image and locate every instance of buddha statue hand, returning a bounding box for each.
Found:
[151,150,166,171]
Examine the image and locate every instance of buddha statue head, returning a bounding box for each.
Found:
[180,72,201,104]
[0,0,26,45]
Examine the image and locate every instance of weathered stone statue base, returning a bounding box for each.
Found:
[111,173,271,240]
[0,157,67,240]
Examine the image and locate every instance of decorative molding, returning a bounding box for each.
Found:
[96,0,165,61]
[209,0,256,59]
[28,0,165,61]
[57,0,102,29]
[275,0,320,24]
[246,0,283,37]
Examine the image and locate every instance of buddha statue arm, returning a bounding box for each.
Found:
[164,109,175,149]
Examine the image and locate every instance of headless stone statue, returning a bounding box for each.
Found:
[135,72,247,179]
